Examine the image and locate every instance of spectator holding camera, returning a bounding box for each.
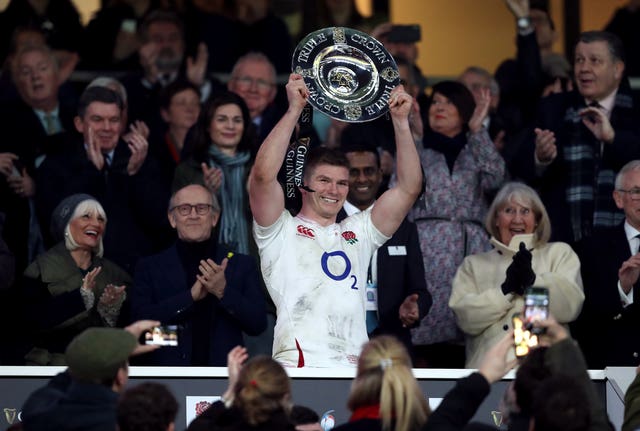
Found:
[424,316,611,431]
[449,182,584,367]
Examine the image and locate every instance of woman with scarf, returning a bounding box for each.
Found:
[173,92,257,255]
[406,80,506,367]
[23,194,131,365]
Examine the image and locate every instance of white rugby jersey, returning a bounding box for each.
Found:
[253,210,388,367]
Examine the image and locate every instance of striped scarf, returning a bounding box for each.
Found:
[207,145,251,254]
[564,94,631,242]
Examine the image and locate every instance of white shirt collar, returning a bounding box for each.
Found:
[343,200,373,216]
[587,88,617,118]
[623,220,640,242]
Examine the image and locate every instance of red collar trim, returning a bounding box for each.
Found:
[350,404,381,421]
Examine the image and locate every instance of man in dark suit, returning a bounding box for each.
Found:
[35,86,170,274]
[530,30,640,245]
[131,184,266,366]
[337,144,431,355]
[0,43,75,273]
[572,159,640,368]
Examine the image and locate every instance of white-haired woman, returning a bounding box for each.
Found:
[23,194,131,365]
[449,182,584,368]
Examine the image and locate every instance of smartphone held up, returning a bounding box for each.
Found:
[143,325,178,346]
[513,286,550,358]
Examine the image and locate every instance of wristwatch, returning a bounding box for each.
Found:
[517,16,532,30]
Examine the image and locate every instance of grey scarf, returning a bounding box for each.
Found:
[207,145,251,254]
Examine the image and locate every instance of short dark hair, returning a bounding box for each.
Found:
[159,79,200,110]
[77,86,123,118]
[303,147,350,183]
[532,375,591,431]
[117,382,179,431]
[514,347,551,414]
[429,80,476,131]
[577,31,626,64]
[340,143,381,168]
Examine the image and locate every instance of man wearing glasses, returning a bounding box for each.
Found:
[227,52,283,144]
[130,184,266,366]
[572,160,640,368]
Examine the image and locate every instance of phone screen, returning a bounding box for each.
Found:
[523,286,549,334]
[513,313,538,358]
[144,325,178,346]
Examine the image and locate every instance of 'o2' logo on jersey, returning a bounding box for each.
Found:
[321,251,358,289]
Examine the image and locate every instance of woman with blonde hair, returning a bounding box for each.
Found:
[333,336,430,431]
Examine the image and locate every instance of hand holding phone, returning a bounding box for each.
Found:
[513,313,539,358]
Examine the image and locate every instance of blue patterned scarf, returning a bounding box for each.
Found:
[207,145,251,253]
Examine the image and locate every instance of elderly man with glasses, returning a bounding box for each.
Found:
[572,159,640,368]
[130,184,266,366]
[227,52,283,144]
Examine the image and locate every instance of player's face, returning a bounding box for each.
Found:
[302,164,349,223]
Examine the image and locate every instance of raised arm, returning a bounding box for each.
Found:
[249,74,309,226]
[371,87,423,236]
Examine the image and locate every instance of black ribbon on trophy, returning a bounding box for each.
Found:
[282,104,313,214]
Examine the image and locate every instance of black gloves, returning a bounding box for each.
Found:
[501,242,536,295]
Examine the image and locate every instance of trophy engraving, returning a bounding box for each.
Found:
[292,27,400,123]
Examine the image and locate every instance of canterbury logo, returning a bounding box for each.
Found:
[296,225,315,238]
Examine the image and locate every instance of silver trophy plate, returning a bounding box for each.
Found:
[292,27,400,123]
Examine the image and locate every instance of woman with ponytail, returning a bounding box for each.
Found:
[333,336,431,431]
[187,347,296,431]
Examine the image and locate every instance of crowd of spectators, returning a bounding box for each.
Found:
[0,0,639,412]
[3,0,640,430]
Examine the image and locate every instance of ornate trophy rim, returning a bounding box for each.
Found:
[291,27,400,123]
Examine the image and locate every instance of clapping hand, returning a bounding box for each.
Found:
[123,124,149,175]
[98,283,127,306]
[534,128,557,163]
[501,242,535,295]
[202,163,223,194]
[222,346,249,405]
[82,267,102,292]
[85,127,105,171]
[187,43,208,87]
[196,258,229,299]
[399,293,420,327]
[468,87,491,133]
[580,106,615,143]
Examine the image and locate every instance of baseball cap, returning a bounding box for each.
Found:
[65,327,137,382]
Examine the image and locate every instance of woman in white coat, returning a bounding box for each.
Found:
[449,182,584,368]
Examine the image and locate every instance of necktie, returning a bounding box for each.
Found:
[104,153,113,167]
[44,113,58,135]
